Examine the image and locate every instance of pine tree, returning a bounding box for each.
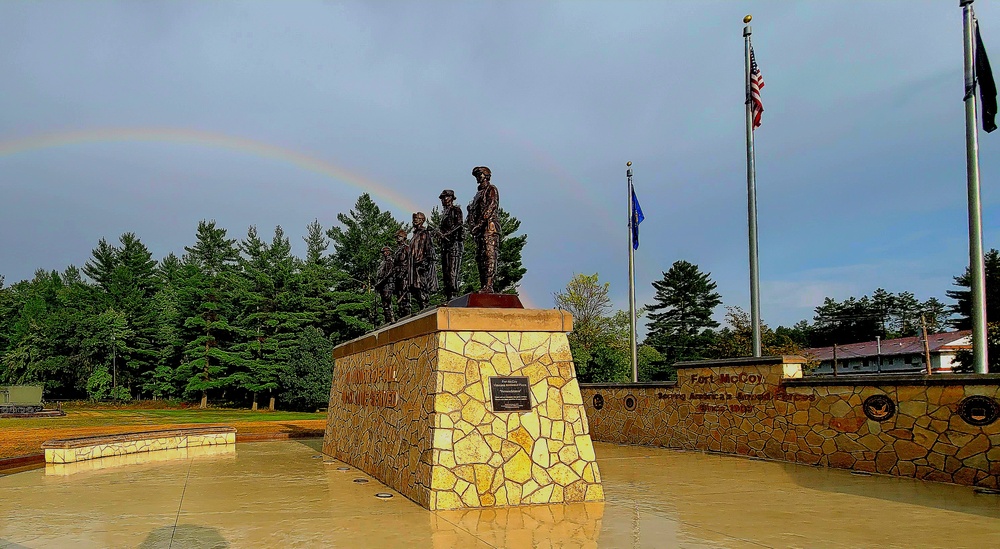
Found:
[645,260,722,365]
[179,221,242,407]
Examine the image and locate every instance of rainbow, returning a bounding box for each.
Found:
[0,127,421,214]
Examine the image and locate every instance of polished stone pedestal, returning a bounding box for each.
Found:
[323,306,604,510]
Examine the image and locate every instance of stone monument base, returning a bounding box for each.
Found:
[323,306,604,510]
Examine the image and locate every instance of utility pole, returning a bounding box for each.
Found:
[876,335,882,374]
[832,343,839,377]
[922,315,933,375]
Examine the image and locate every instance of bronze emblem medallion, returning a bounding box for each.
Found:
[958,395,1000,427]
[862,395,895,422]
[624,394,637,412]
[592,394,604,411]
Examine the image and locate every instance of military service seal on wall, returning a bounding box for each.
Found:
[592,394,604,411]
[862,394,895,422]
[958,395,1000,426]
[623,394,637,412]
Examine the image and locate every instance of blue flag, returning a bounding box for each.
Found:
[630,184,644,250]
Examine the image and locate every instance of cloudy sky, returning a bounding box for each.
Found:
[1,1,998,331]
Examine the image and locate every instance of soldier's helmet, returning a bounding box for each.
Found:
[472,166,491,179]
[439,189,455,199]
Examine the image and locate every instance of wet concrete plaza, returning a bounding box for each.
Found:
[2,440,1000,548]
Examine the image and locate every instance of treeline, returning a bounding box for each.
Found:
[0,194,527,409]
[560,256,987,383]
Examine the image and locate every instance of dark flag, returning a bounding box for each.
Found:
[976,20,997,133]
[630,184,644,250]
[749,41,765,129]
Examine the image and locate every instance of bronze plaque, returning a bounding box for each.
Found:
[489,376,532,412]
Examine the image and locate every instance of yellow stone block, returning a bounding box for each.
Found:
[504,449,532,483]
[540,417,552,439]
[561,379,583,405]
[506,413,521,433]
[492,353,512,376]
[472,331,496,346]
[583,463,597,483]
[551,484,564,503]
[432,466,458,490]
[520,332,549,351]
[571,459,586,477]
[465,340,493,360]
[455,478,471,494]
[531,381,548,406]
[523,363,548,384]
[546,387,564,419]
[549,463,579,486]
[549,335,571,360]
[466,380,485,402]
[439,413,454,429]
[551,421,565,441]
[491,417,507,437]
[585,484,604,501]
[432,428,453,450]
[454,431,491,464]
[435,393,462,414]
[509,426,534,454]
[559,444,579,465]
[495,485,509,507]
[521,413,541,439]
[440,450,456,468]
[528,483,555,504]
[441,332,465,355]
[488,452,503,468]
[522,479,540,498]
[484,434,503,452]
[531,463,552,486]
[436,490,463,511]
[532,438,550,467]
[454,464,475,482]
[576,435,596,461]
[455,420,475,437]
[509,332,522,349]
[443,372,466,394]
[474,464,494,494]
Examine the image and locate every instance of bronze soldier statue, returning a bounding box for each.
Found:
[467,166,500,294]
[392,229,411,317]
[408,212,437,311]
[374,245,395,325]
[437,189,464,300]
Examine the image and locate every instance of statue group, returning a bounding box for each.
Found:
[374,166,501,325]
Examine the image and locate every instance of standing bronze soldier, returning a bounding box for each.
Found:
[438,189,464,300]
[374,246,395,325]
[408,212,437,311]
[392,229,411,317]
[467,166,500,294]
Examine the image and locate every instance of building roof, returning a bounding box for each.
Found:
[804,331,971,362]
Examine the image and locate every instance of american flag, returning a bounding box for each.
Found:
[749,42,765,129]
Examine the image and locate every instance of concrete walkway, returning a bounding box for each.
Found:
[2,441,999,547]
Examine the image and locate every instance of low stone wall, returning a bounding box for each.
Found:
[581,357,1000,488]
[41,427,236,464]
[46,443,235,476]
[323,307,604,510]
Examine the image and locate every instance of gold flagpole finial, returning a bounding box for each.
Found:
[626,161,632,167]
[743,14,752,24]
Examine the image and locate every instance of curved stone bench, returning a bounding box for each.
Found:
[41,426,236,464]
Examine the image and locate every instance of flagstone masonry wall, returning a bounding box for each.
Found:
[323,307,604,510]
[581,356,1000,488]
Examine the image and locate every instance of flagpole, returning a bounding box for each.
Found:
[962,0,988,374]
[744,15,762,357]
[627,161,639,382]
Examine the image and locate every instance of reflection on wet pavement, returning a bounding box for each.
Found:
[2,440,1000,548]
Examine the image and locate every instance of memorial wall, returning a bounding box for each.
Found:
[582,356,1000,488]
[323,307,604,510]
